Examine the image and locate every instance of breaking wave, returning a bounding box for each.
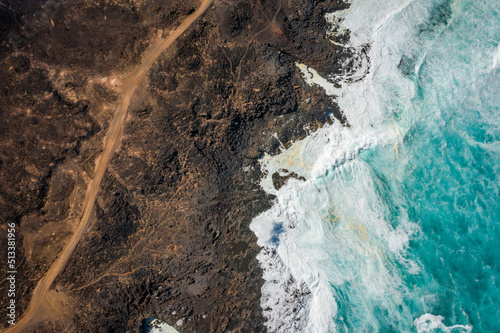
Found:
[250,0,500,332]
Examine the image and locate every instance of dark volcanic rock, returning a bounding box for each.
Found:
[0,0,353,332]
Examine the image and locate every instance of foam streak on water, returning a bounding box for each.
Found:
[250,0,500,332]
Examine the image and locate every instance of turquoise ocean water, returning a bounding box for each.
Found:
[251,0,500,332]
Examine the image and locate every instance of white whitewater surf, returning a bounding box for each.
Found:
[249,0,498,331]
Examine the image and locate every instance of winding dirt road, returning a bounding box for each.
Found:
[4,1,213,332]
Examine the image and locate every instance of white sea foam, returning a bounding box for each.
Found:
[147,319,180,333]
[296,63,343,96]
[414,314,473,333]
[251,158,422,332]
[258,120,402,196]
[250,0,479,332]
[492,44,500,68]
[251,0,419,331]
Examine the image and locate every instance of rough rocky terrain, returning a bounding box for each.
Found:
[0,0,352,332]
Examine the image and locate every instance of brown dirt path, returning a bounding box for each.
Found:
[3,1,213,331]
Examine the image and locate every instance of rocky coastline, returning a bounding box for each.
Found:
[0,0,352,331]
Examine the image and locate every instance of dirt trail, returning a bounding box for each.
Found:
[4,1,213,331]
